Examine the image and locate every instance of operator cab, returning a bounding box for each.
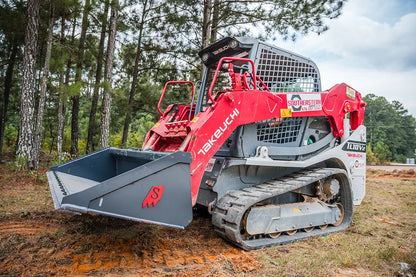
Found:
[194,37,330,159]
[195,37,322,115]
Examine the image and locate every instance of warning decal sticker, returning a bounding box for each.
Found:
[287,94,322,112]
[280,108,292,118]
[346,87,356,100]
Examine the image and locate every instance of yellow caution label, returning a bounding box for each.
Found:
[346,87,356,100]
[280,109,292,118]
[191,116,199,123]
[293,208,301,213]
[153,122,160,128]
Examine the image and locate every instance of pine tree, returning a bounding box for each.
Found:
[16,0,41,169]
[99,0,118,149]
[121,0,152,147]
[33,1,55,169]
[70,0,91,157]
[86,0,109,153]
[168,0,345,49]
[0,1,26,159]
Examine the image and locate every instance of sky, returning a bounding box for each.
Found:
[273,0,416,117]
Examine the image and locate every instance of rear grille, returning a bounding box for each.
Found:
[257,117,303,144]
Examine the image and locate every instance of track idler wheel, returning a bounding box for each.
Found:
[269,232,281,238]
[303,227,314,233]
[319,224,328,230]
[286,229,297,235]
[333,203,345,227]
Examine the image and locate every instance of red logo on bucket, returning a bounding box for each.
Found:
[142,185,164,208]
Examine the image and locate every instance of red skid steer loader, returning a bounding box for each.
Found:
[47,37,366,250]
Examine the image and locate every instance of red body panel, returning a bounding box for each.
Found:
[143,59,366,206]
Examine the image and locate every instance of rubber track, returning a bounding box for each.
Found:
[212,168,352,250]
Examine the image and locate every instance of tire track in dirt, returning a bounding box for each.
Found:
[0,217,259,276]
[0,221,56,237]
[65,230,259,275]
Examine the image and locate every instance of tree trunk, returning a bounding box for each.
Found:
[121,0,148,147]
[17,0,40,169]
[210,0,219,43]
[71,0,91,157]
[70,94,80,156]
[99,0,118,149]
[0,44,18,160]
[33,2,54,170]
[57,15,67,155]
[57,92,66,154]
[86,0,109,154]
[202,0,212,48]
[58,15,76,157]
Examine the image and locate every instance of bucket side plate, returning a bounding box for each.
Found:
[47,151,193,228]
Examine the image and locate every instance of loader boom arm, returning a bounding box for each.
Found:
[143,58,366,205]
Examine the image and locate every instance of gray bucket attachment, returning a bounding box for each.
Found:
[47,148,193,229]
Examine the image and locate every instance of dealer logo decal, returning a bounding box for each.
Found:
[289,95,302,111]
[142,185,164,208]
[287,93,322,112]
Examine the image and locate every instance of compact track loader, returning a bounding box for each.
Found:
[47,37,366,250]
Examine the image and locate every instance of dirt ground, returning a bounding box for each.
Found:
[367,164,416,172]
[0,159,415,276]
